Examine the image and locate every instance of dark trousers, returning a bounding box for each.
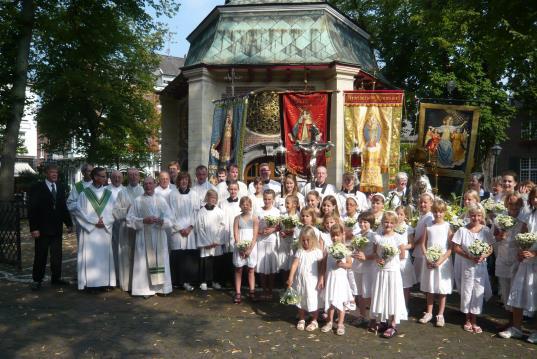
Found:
[199,256,214,284]
[32,234,62,283]
[214,252,234,286]
[170,249,200,286]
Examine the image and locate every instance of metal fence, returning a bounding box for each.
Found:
[0,200,22,269]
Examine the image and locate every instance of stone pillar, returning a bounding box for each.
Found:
[182,67,218,175]
[326,65,360,189]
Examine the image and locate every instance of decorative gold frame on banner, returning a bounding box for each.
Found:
[417,103,480,189]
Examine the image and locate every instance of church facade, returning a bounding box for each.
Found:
[160,0,391,187]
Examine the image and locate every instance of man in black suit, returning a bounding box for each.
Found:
[28,164,73,290]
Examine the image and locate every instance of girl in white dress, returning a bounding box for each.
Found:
[195,189,225,291]
[320,195,340,218]
[413,193,435,282]
[232,197,259,304]
[319,214,339,250]
[370,193,385,233]
[287,225,324,332]
[255,189,280,300]
[248,177,265,214]
[369,211,408,338]
[452,204,494,334]
[295,207,321,248]
[395,205,417,307]
[275,174,305,213]
[418,200,453,327]
[278,195,299,272]
[321,223,354,336]
[305,190,322,222]
[495,193,525,310]
[342,196,360,240]
[499,187,536,341]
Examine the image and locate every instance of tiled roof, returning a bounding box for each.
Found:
[184,3,379,74]
[158,55,184,76]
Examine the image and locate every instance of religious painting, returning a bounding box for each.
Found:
[208,96,248,177]
[417,103,480,184]
[280,92,331,177]
[344,90,404,192]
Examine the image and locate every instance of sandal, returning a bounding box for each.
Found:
[233,293,242,304]
[472,325,483,334]
[367,320,378,333]
[336,324,345,336]
[463,322,473,332]
[382,326,398,338]
[306,320,319,332]
[296,320,306,331]
[321,321,333,333]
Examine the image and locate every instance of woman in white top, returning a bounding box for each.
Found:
[275,174,305,214]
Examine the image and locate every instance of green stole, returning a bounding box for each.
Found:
[84,187,112,217]
[141,196,165,285]
[75,181,85,194]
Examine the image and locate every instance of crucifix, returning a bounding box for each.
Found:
[224,68,241,97]
[295,139,334,187]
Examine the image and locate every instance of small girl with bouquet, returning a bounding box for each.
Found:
[232,197,259,303]
[394,205,417,306]
[321,223,354,336]
[369,211,407,338]
[278,195,300,274]
[413,193,435,282]
[342,196,360,240]
[287,225,324,332]
[451,204,494,334]
[418,200,453,327]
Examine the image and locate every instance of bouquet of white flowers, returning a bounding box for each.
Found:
[394,223,407,235]
[495,214,517,231]
[344,217,357,228]
[468,239,490,257]
[379,244,399,267]
[515,232,537,250]
[372,216,382,231]
[328,242,352,260]
[280,287,301,305]
[410,214,420,229]
[236,240,252,253]
[264,215,280,227]
[280,215,300,230]
[350,235,369,251]
[425,246,443,263]
[482,198,507,214]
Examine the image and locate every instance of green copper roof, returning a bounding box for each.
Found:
[227,0,325,4]
[184,2,379,74]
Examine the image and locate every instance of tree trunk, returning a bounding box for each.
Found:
[0,0,34,200]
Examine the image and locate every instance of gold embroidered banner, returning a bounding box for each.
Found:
[344,90,404,193]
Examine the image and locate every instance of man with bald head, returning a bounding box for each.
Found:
[155,171,176,201]
[127,177,173,298]
[301,165,336,199]
[112,168,144,291]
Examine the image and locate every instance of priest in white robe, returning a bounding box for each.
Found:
[75,167,116,290]
[127,177,173,297]
[191,165,216,208]
[112,168,144,292]
[155,171,176,201]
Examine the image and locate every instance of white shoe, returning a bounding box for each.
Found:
[183,283,194,292]
[200,282,208,291]
[498,326,523,339]
[212,282,222,290]
[527,331,537,344]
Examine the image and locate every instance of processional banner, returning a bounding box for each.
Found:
[208,96,248,177]
[417,102,480,194]
[281,92,331,176]
[344,90,404,193]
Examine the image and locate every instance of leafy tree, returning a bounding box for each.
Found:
[330,0,534,165]
[0,0,180,199]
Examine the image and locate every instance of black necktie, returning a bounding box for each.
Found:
[227,197,238,203]
[51,183,57,208]
[179,188,190,194]
[205,204,215,210]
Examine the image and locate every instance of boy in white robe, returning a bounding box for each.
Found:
[127,177,173,297]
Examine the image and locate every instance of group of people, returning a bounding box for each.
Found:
[27,161,537,342]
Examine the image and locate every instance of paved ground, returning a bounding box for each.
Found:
[1,224,537,358]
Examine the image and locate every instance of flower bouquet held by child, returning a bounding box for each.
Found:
[425,245,443,263]
[280,287,301,305]
[467,239,491,258]
[344,217,357,228]
[328,242,352,260]
[515,232,537,250]
[264,215,280,227]
[280,215,300,230]
[379,244,399,268]
[495,214,517,231]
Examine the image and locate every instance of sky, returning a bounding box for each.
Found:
[153,0,225,58]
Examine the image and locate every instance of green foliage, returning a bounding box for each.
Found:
[331,0,534,161]
[30,1,178,168]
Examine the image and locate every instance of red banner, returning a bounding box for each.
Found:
[281,92,331,176]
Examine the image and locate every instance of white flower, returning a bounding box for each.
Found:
[328,242,351,260]
[425,246,443,263]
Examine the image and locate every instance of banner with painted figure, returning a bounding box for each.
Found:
[344,90,404,193]
[208,96,248,177]
[281,92,331,177]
